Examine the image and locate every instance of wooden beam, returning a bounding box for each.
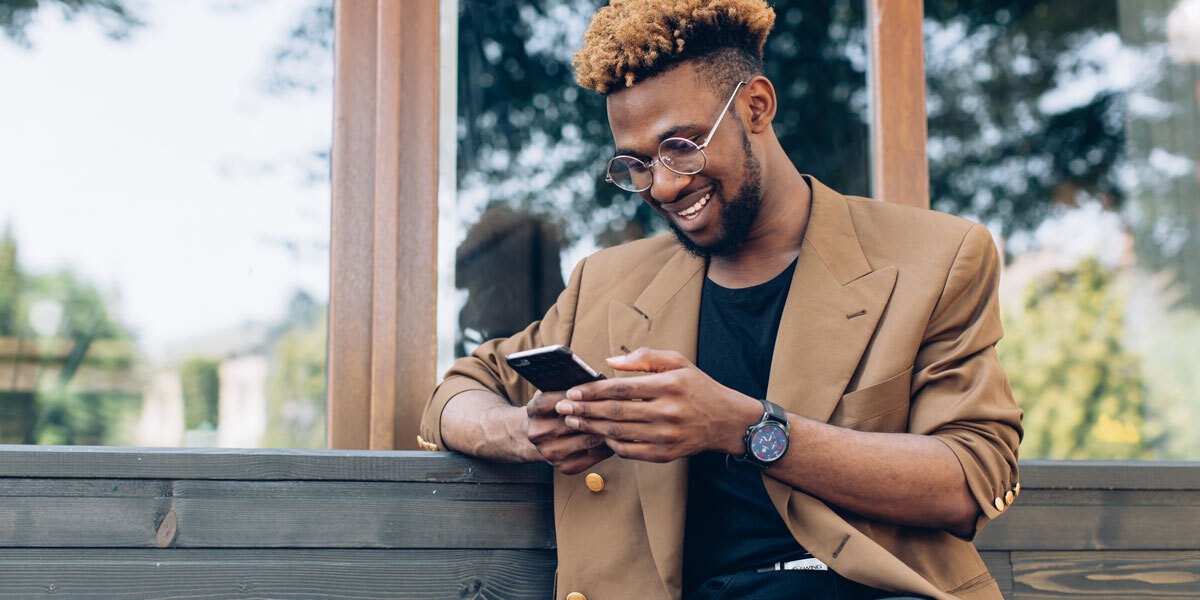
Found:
[868,0,930,208]
[327,0,379,449]
[328,1,439,450]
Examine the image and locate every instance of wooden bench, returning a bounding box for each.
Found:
[0,446,1196,599]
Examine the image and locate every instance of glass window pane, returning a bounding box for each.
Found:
[0,1,332,448]
[445,0,868,363]
[925,0,1200,460]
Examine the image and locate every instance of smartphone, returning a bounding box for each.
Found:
[505,345,605,392]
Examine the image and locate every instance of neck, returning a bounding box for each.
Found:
[707,140,811,288]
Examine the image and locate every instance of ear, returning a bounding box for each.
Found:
[744,75,777,134]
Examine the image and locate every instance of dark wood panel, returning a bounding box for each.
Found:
[169,481,552,549]
[1019,461,1200,490]
[0,548,555,599]
[981,551,1013,600]
[0,446,552,484]
[0,480,168,547]
[1011,551,1200,599]
[976,505,1200,551]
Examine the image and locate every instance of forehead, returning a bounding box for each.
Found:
[605,65,720,153]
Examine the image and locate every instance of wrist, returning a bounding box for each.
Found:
[725,393,767,455]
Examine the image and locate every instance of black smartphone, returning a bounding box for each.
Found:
[505,345,605,392]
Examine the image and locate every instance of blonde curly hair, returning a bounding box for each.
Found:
[573,0,776,95]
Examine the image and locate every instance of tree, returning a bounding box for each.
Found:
[0,0,141,47]
[1000,258,1151,459]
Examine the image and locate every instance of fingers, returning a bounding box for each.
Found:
[557,446,615,475]
[563,415,674,445]
[526,390,567,418]
[555,398,652,422]
[605,347,689,373]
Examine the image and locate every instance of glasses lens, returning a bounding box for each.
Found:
[659,138,705,175]
[607,156,651,192]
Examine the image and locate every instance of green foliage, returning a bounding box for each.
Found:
[0,230,141,445]
[1000,259,1151,459]
[0,0,142,46]
[263,292,326,449]
[0,225,21,335]
[180,358,219,431]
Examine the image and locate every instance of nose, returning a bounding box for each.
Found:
[647,162,692,204]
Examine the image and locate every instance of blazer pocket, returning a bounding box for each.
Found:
[829,367,913,432]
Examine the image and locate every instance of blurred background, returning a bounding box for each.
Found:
[2,0,1198,460]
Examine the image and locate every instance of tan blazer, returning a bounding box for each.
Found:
[422,178,1023,600]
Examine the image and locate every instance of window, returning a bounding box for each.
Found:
[926,0,1200,459]
[443,0,871,366]
[0,0,333,448]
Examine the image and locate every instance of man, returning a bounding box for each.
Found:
[419,1,1022,598]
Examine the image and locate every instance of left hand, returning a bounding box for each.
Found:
[555,347,761,462]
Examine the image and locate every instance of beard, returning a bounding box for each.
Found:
[666,123,764,260]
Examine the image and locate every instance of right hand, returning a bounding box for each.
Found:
[526,390,613,474]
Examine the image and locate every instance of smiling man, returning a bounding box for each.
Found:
[419,1,1022,599]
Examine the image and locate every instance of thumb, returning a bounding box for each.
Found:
[606,347,688,373]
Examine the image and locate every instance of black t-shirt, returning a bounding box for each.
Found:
[683,259,809,595]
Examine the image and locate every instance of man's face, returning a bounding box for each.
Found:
[606,64,764,259]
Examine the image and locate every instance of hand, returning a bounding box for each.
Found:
[525,390,613,474]
[555,348,762,463]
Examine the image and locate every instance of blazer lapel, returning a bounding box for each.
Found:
[608,248,705,598]
[761,179,898,509]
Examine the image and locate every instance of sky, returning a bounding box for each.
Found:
[0,1,332,360]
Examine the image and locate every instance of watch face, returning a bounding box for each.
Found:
[750,423,788,463]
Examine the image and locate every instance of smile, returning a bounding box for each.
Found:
[678,191,711,220]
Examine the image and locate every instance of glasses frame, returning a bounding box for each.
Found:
[605,80,748,193]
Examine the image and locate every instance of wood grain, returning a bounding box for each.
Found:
[1012,551,1200,598]
[0,445,552,484]
[0,548,555,600]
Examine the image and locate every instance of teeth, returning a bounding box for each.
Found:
[679,192,711,218]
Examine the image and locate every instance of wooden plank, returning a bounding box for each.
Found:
[0,480,168,547]
[867,0,929,208]
[1018,461,1200,490]
[0,446,551,484]
[976,504,1200,551]
[980,551,1013,600]
[169,480,553,549]
[370,0,403,451]
[1011,551,1200,599]
[0,548,555,599]
[392,0,440,451]
[327,0,379,450]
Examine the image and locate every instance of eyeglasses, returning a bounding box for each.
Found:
[605,81,748,193]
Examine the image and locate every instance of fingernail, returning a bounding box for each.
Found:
[565,416,581,429]
[607,354,629,363]
[556,401,573,415]
[565,389,582,400]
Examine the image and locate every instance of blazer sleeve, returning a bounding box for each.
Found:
[418,258,587,450]
[909,223,1023,538]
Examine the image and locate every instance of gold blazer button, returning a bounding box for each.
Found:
[585,473,605,493]
[994,497,1005,512]
[566,593,587,600]
[1005,490,1015,505]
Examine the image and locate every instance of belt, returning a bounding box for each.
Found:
[755,557,829,572]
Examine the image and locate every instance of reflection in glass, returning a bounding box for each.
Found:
[450,0,869,357]
[926,0,1200,459]
[0,1,332,448]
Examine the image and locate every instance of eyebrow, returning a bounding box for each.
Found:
[612,122,703,158]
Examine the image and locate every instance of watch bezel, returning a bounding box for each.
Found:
[739,399,790,468]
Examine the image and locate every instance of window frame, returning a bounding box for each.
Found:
[325,0,929,449]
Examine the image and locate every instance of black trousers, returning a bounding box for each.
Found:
[685,568,928,600]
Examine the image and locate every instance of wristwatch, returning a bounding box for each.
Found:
[739,399,790,468]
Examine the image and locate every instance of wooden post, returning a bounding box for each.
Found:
[328,0,439,450]
[868,0,930,209]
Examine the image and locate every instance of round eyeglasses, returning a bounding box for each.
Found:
[604,81,747,193]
